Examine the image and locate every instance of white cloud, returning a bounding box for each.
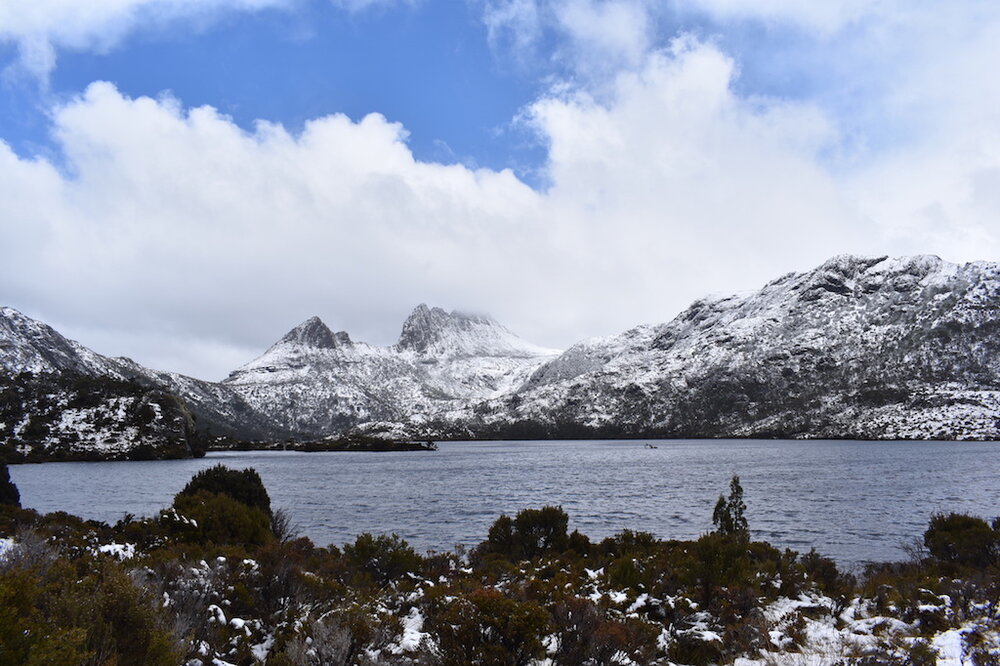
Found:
[4,0,1000,378]
[529,38,866,302]
[487,0,1000,262]
[329,0,414,12]
[2,82,549,376]
[1,41,878,379]
[483,0,542,58]
[0,0,301,79]
[682,0,890,34]
[482,0,654,82]
[552,0,651,75]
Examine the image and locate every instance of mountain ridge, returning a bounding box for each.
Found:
[423,254,1000,441]
[2,254,999,460]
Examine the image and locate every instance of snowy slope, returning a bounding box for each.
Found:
[0,372,206,461]
[222,306,561,437]
[0,307,281,443]
[433,255,1000,440]
[0,307,128,378]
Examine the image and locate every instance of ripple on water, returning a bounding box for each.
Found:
[7,439,1000,565]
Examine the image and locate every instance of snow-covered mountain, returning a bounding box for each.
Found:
[430,255,1000,440]
[0,306,125,378]
[0,307,209,460]
[222,305,560,436]
[3,254,999,456]
[0,303,561,449]
[0,306,279,446]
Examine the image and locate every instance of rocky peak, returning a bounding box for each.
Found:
[795,254,954,301]
[279,316,350,349]
[397,304,498,354]
[0,306,99,375]
[396,304,558,359]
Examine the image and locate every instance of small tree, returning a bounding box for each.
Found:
[712,475,749,540]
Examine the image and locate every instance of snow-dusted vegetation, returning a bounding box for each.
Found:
[1,468,997,665]
[0,372,205,462]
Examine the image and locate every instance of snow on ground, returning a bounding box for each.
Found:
[390,607,428,654]
[97,542,136,560]
[0,536,15,559]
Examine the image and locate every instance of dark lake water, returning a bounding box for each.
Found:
[9,439,1000,566]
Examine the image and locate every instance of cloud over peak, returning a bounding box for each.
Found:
[2,0,999,379]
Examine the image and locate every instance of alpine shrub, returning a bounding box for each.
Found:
[924,512,998,569]
[175,465,271,517]
[480,506,570,561]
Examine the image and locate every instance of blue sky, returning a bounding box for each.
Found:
[1,1,901,180]
[2,0,999,378]
[23,3,547,178]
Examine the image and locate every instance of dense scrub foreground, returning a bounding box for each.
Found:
[0,466,998,665]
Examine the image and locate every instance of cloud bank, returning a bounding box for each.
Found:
[2,0,999,379]
[2,40,869,378]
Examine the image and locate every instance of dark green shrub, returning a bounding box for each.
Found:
[0,543,181,665]
[686,532,751,607]
[567,529,591,555]
[432,587,550,666]
[924,513,998,569]
[905,639,940,666]
[175,465,271,517]
[172,490,272,547]
[800,548,849,597]
[342,533,422,588]
[484,514,516,557]
[606,556,646,591]
[0,504,39,537]
[479,506,570,561]
[600,529,658,558]
[514,506,569,557]
[0,463,19,507]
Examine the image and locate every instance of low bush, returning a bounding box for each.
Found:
[175,465,271,517]
[478,505,571,561]
[171,490,273,547]
[342,532,422,589]
[0,535,181,665]
[430,587,551,666]
[924,512,998,569]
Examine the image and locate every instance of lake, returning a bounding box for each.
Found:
[9,439,999,567]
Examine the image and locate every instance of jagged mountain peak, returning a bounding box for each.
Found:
[397,304,496,353]
[278,316,351,349]
[396,304,557,359]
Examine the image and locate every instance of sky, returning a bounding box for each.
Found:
[1,0,999,380]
